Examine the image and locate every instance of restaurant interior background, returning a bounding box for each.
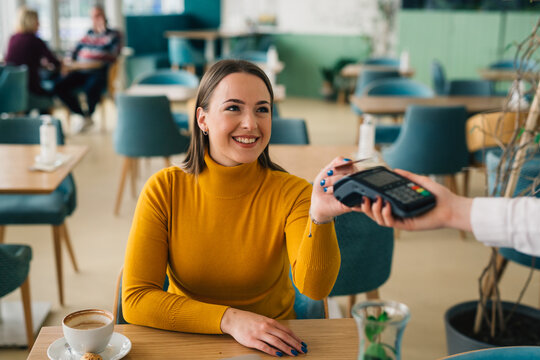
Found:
[0,0,539,359]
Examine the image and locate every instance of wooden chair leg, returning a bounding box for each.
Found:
[100,98,107,133]
[52,225,64,306]
[366,289,380,301]
[113,266,124,323]
[346,294,357,318]
[65,108,71,134]
[394,229,401,240]
[0,225,5,243]
[114,157,132,215]
[61,223,79,272]
[130,158,138,199]
[20,276,34,348]
[463,168,470,198]
[446,174,466,239]
[164,157,171,168]
[323,298,329,319]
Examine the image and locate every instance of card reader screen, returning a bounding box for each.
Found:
[362,171,401,187]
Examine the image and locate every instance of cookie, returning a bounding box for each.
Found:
[80,353,103,360]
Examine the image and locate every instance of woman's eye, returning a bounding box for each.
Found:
[257,106,270,113]
[225,105,240,111]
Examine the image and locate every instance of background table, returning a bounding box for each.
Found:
[125,84,198,104]
[350,95,506,115]
[269,145,359,181]
[478,68,538,81]
[27,319,358,359]
[340,64,415,79]
[0,144,89,194]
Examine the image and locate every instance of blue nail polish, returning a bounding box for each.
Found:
[323,187,327,192]
[302,346,308,353]
[343,158,351,161]
[327,169,334,176]
[291,349,298,356]
[301,342,307,348]
[320,179,325,186]
[276,351,283,357]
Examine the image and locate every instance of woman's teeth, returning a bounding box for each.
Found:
[234,137,257,144]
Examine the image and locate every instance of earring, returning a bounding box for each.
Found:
[202,130,208,136]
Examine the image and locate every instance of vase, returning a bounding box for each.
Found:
[352,300,411,360]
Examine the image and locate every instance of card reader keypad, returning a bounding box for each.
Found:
[387,183,431,204]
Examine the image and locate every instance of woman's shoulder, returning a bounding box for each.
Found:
[148,166,193,185]
[266,168,312,196]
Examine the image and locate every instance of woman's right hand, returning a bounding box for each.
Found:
[220,308,307,357]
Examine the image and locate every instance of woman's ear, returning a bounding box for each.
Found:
[196,107,207,132]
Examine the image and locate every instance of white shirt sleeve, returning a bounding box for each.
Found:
[471,197,540,257]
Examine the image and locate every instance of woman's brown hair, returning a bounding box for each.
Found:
[182,59,285,174]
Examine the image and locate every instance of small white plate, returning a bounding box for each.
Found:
[47,332,131,360]
[31,153,72,172]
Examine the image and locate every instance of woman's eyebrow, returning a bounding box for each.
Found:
[222,99,270,105]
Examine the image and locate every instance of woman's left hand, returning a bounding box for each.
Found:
[309,157,362,223]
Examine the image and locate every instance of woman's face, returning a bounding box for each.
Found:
[197,72,272,167]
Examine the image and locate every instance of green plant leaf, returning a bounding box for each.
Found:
[378,311,389,321]
[364,343,390,360]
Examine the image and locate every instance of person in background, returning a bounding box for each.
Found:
[5,6,61,113]
[54,4,120,133]
[359,169,540,257]
[122,60,362,357]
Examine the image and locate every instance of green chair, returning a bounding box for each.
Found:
[0,244,34,347]
[442,346,540,359]
[0,118,78,306]
[0,65,29,114]
[325,212,394,317]
[270,118,310,145]
[364,57,400,66]
[448,80,492,96]
[113,94,190,215]
[432,59,448,95]
[133,70,199,131]
[167,37,205,71]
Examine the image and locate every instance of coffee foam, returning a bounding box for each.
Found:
[64,310,112,329]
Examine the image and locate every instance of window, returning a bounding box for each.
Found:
[123,0,184,15]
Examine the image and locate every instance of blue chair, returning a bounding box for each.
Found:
[133,70,199,131]
[364,78,434,145]
[227,50,268,63]
[351,70,401,116]
[448,80,493,96]
[270,118,310,145]
[489,59,538,71]
[432,59,448,95]
[167,37,205,71]
[364,57,400,67]
[0,65,29,114]
[442,346,540,359]
[325,212,394,317]
[0,118,78,306]
[0,244,34,347]
[114,268,325,324]
[113,94,191,214]
[486,148,540,302]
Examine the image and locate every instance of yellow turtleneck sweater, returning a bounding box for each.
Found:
[122,153,340,334]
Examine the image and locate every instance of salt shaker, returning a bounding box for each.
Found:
[40,117,57,164]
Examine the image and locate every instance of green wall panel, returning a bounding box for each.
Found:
[397,10,501,87]
[273,34,371,98]
[503,12,540,59]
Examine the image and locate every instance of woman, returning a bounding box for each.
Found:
[5,6,61,113]
[122,60,360,357]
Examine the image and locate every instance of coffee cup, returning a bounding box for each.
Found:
[62,309,114,354]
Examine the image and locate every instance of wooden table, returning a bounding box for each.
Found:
[125,84,198,104]
[269,145,358,181]
[340,64,415,79]
[350,95,506,115]
[27,319,358,359]
[0,144,89,194]
[478,68,538,82]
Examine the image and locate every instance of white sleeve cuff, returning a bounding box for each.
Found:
[471,197,510,247]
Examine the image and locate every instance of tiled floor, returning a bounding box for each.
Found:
[1,97,538,359]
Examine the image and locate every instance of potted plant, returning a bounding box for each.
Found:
[444,20,540,355]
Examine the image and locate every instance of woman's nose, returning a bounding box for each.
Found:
[240,113,257,130]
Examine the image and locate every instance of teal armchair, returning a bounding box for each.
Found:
[0,65,29,114]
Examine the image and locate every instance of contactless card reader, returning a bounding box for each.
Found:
[333,166,436,218]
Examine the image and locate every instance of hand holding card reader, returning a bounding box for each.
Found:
[333,166,436,218]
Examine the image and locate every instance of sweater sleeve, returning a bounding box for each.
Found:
[471,197,540,257]
[284,181,341,300]
[122,170,229,334]
[38,38,60,68]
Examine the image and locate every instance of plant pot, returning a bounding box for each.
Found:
[444,300,540,355]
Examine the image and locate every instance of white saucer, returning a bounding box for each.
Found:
[47,332,131,360]
[31,153,72,172]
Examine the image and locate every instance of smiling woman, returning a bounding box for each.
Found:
[121,59,364,357]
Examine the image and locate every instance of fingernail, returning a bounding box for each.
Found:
[320,179,325,186]
[327,169,334,176]
[343,158,351,161]
[291,349,298,356]
[323,187,327,192]
[276,351,283,357]
[302,346,308,353]
[301,342,307,348]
